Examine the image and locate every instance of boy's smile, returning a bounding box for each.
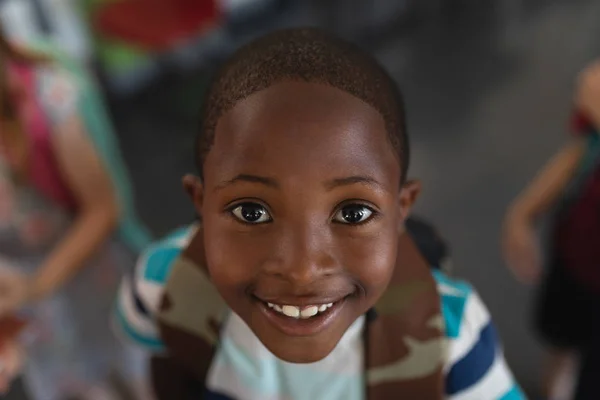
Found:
[255,295,349,336]
[189,81,415,363]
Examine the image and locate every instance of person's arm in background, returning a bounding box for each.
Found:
[577,60,600,129]
[506,140,586,223]
[0,76,122,390]
[0,67,121,313]
[28,114,119,300]
[502,139,585,283]
[502,61,600,284]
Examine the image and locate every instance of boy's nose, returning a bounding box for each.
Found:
[268,225,339,285]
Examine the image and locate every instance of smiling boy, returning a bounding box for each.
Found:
[115,28,525,400]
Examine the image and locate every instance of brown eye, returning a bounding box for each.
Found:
[231,202,272,224]
[333,204,374,224]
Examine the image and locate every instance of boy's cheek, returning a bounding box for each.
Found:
[341,231,399,301]
[204,237,255,282]
[356,254,397,303]
[202,222,267,287]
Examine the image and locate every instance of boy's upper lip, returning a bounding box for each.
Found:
[254,293,350,307]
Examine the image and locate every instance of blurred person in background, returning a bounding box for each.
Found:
[0,23,151,400]
[503,61,600,400]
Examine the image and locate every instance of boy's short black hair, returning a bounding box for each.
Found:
[196,28,410,182]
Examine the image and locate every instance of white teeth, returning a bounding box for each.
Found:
[268,302,335,319]
[300,306,319,318]
[281,305,300,318]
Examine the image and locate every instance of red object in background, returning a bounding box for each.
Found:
[94,0,221,52]
[0,315,27,349]
[571,109,594,135]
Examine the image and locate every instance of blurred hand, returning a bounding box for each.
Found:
[576,60,600,128]
[502,213,542,284]
[0,268,31,318]
[0,339,24,395]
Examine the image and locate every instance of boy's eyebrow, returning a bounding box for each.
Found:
[325,175,384,191]
[215,174,279,191]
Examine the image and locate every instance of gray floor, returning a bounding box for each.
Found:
[7,0,600,398]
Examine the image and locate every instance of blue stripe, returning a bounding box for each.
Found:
[441,294,468,338]
[446,322,498,395]
[114,303,165,351]
[499,384,526,400]
[432,270,472,295]
[434,270,473,338]
[143,247,181,283]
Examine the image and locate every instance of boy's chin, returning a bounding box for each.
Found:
[258,330,345,364]
[247,308,359,364]
[237,291,376,363]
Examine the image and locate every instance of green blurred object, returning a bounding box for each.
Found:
[79,0,152,74]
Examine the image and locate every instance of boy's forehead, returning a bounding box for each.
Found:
[205,81,400,185]
[218,81,381,128]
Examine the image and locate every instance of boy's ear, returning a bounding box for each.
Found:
[399,179,421,222]
[182,174,204,215]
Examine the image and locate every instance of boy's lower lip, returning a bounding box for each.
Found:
[256,298,346,337]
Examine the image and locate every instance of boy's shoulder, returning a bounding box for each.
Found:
[133,224,197,305]
[432,271,525,399]
[114,224,197,352]
[432,271,492,359]
[431,270,487,340]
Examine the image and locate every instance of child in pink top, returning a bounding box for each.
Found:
[0,27,151,399]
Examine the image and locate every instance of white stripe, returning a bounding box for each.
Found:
[447,353,515,400]
[170,235,190,248]
[167,224,198,248]
[135,280,166,314]
[133,244,171,314]
[445,292,491,371]
[438,282,466,297]
[118,276,160,339]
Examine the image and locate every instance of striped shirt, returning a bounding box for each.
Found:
[114,225,525,400]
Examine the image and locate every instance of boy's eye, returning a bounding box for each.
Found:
[333,204,374,224]
[231,203,272,224]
